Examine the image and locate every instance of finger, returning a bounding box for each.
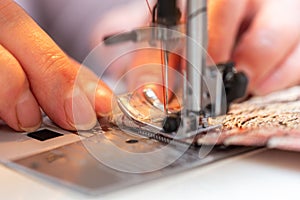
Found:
[0,1,112,130]
[208,0,249,63]
[0,45,41,131]
[233,0,300,92]
[73,60,113,119]
[94,81,113,118]
[255,40,300,95]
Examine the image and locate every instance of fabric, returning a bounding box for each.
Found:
[199,86,300,152]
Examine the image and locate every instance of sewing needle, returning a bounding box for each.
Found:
[162,41,169,115]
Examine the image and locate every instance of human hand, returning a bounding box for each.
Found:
[0,0,112,132]
[209,0,300,95]
[93,0,300,98]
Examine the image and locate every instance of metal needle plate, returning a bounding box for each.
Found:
[8,125,257,195]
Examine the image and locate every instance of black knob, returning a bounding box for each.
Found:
[162,113,181,133]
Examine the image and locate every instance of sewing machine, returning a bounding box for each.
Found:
[104,0,248,141]
[2,0,299,198]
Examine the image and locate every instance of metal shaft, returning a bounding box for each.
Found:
[162,43,169,115]
[186,0,207,116]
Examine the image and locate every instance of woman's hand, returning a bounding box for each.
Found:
[209,0,300,95]
[93,0,300,97]
[0,0,112,131]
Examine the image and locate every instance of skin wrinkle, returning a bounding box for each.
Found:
[0,0,115,131]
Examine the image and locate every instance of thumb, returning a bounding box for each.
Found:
[0,1,112,130]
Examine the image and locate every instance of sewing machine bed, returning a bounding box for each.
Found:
[0,117,255,195]
[5,128,256,195]
[0,86,299,195]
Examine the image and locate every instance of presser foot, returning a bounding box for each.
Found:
[113,90,222,145]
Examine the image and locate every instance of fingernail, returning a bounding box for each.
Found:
[84,82,113,118]
[65,88,97,130]
[95,85,113,118]
[16,90,41,132]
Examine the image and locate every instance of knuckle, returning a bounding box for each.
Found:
[29,46,78,96]
[40,47,67,71]
[38,46,77,83]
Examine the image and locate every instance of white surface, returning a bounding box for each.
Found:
[0,124,81,161]
[1,149,300,200]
